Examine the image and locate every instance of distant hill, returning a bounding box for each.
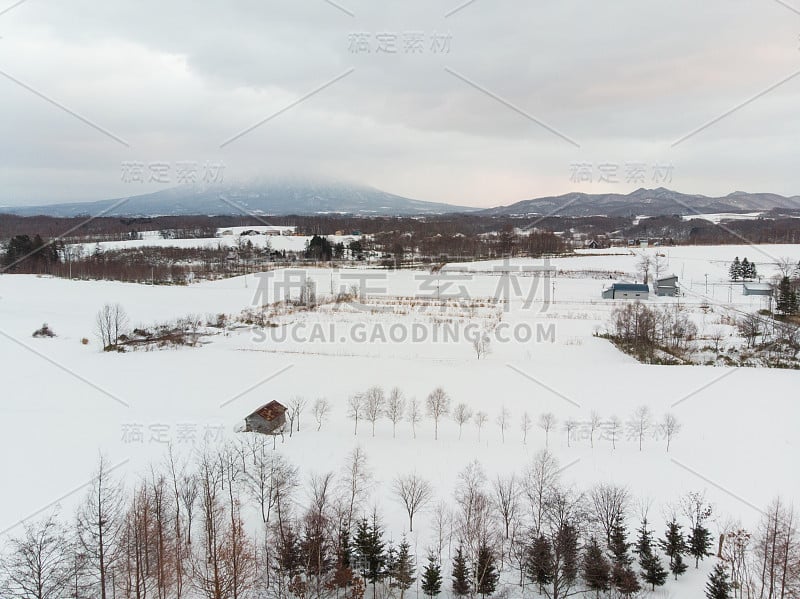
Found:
[3,180,477,218]
[4,184,800,219]
[481,188,800,217]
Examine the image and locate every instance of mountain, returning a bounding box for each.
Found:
[3,180,477,217]
[5,184,800,219]
[482,188,800,217]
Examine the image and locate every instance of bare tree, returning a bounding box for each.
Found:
[453,461,491,568]
[426,387,451,441]
[76,456,124,599]
[95,303,128,349]
[347,393,365,436]
[589,411,601,448]
[520,412,532,445]
[608,414,621,450]
[523,450,560,536]
[492,474,520,540]
[721,524,754,598]
[637,254,652,283]
[777,257,796,278]
[432,501,453,561]
[738,313,762,349]
[242,439,295,524]
[286,396,308,437]
[340,446,372,530]
[654,253,668,279]
[629,405,651,451]
[496,406,511,444]
[538,413,557,449]
[590,483,630,545]
[1,512,73,599]
[474,411,489,442]
[179,473,199,546]
[363,386,385,437]
[311,397,331,431]
[407,397,422,439]
[660,413,681,452]
[472,331,491,359]
[708,326,726,354]
[192,452,256,599]
[392,473,433,533]
[754,497,798,599]
[453,402,473,440]
[385,387,406,438]
[563,418,577,448]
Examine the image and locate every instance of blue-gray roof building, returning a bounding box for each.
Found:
[602,282,650,300]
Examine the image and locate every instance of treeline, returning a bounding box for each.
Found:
[604,302,698,363]
[627,216,800,246]
[2,447,796,599]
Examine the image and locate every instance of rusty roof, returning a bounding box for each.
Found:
[251,400,287,422]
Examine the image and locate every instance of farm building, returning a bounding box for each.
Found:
[655,275,679,297]
[242,400,287,436]
[602,282,650,300]
[742,282,773,296]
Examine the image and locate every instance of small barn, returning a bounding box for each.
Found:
[743,282,773,297]
[243,401,287,436]
[602,282,650,300]
[655,275,679,297]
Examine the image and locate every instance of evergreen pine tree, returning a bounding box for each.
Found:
[634,517,654,561]
[421,553,442,598]
[451,545,471,598]
[705,561,732,599]
[526,534,554,592]
[475,542,498,598]
[729,257,742,281]
[353,514,386,599]
[332,525,355,592]
[608,516,633,566]
[611,562,641,598]
[582,537,611,598]
[384,541,397,588]
[636,517,667,591]
[276,522,303,580]
[640,551,668,591]
[748,260,758,280]
[776,276,798,316]
[659,518,688,580]
[688,523,713,568]
[741,257,755,281]
[353,518,372,580]
[393,536,416,599]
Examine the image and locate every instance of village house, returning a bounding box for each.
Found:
[654,275,679,297]
[742,282,773,297]
[242,400,287,436]
[602,282,650,300]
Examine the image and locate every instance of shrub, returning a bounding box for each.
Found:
[32,323,56,338]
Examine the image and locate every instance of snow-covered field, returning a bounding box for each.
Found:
[71,231,359,255]
[1,244,799,596]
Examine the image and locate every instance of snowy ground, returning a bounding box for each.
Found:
[70,231,360,255]
[1,244,799,596]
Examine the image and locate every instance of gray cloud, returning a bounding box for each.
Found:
[0,0,799,207]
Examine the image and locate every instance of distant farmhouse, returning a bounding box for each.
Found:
[654,275,679,297]
[742,282,773,297]
[241,401,287,441]
[602,282,650,300]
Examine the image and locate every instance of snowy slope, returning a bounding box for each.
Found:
[1,246,798,597]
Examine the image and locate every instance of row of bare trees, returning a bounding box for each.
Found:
[2,444,795,599]
[341,385,682,452]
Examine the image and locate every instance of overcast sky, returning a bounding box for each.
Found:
[1,0,799,208]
